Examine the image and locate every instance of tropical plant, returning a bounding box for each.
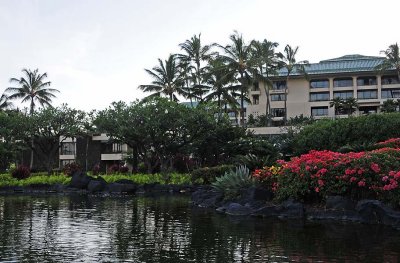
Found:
[375,43,400,81]
[0,93,12,111]
[5,68,59,115]
[11,165,31,180]
[381,99,398,113]
[178,34,214,103]
[329,97,344,116]
[277,45,309,123]
[139,54,185,101]
[212,165,256,199]
[190,164,234,184]
[342,97,358,116]
[203,58,239,119]
[216,31,253,126]
[250,39,279,119]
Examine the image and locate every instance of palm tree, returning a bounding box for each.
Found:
[203,59,240,119]
[278,45,309,123]
[375,43,400,81]
[342,97,358,117]
[139,54,185,101]
[329,97,344,116]
[178,34,213,103]
[381,99,398,113]
[5,68,59,115]
[0,93,12,111]
[250,39,279,124]
[5,68,59,169]
[216,31,253,126]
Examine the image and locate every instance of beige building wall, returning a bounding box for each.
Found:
[247,72,400,134]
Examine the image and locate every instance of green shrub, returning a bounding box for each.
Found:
[294,113,400,154]
[190,165,234,184]
[212,166,256,199]
[11,166,30,180]
[100,173,192,185]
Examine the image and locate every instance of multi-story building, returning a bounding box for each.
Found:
[59,134,129,172]
[247,54,399,134]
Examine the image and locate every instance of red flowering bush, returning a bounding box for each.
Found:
[11,165,31,180]
[254,138,400,206]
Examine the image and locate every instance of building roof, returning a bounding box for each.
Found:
[278,54,387,77]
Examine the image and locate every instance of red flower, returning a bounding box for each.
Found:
[370,163,380,173]
[358,180,366,187]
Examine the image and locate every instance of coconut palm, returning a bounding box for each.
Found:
[250,39,279,123]
[216,31,253,126]
[375,43,400,81]
[139,54,185,101]
[203,59,240,119]
[381,99,398,113]
[5,68,59,115]
[342,97,358,117]
[5,68,58,169]
[0,93,12,111]
[278,45,309,123]
[178,34,213,103]
[329,97,344,116]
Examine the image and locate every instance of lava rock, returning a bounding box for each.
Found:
[107,182,137,194]
[280,200,304,219]
[87,177,107,193]
[225,203,252,216]
[356,199,400,226]
[326,196,356,211]
[241,186,274,202]
[69,172,92,189]
[192,188,223,208]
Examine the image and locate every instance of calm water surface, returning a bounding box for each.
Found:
[0,194,399,262]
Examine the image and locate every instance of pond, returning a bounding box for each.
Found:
[0,194,399,262]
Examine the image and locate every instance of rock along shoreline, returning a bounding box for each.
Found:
[191,186,400,230]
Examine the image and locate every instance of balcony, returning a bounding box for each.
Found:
[59,154,75,160]
[92,134,110,141]
[101,153,124,161]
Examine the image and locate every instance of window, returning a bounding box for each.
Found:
[311,107,328,116]
[252,95,259,105]
[333,91,354,99]
[333,78,353,87]
[357,90,377,99]
[61,142,75,155]
[382,89,400,98]
[271,94,286,101]
[382,76,400,85]
[271,108,285,117]
[357,76,377,86]
[252,82,259,91]
[310,79,329,89]
[61,160,75,168]
[359,106,378,115]
[310,92,330,101]
[272,81,286,90]
[112,143,122,153]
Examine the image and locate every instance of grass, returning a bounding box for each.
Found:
[0,172,196,187]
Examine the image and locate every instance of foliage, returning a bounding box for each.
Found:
[62,162,81,176]
[381,99,399,113]
[190,165,234,184]
[235,154,274,171]
[293,113,400,155]
[100,173,193,185]
[11,165,31,180]
[107,164,129,174]
[212,166,256,199]
[0,173,71,187]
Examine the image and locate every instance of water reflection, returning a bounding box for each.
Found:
[0,195,399,262]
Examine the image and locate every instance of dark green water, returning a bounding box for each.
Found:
[0,195,399,262]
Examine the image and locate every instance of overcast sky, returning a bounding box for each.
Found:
[1,0,399,112]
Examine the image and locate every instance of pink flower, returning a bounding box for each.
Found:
[358,180,366,187]
[382,176,389,182]
[318,179,325,186]
[350,177,357,182]
[370,163,380,173]
[315,187,320,193]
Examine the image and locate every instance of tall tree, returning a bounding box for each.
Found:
[216,31,253,126]
[178,34,213,103]
[329,97,344,116]
[5,68,59,169]
[5,68,59,115]
[203,59,240,119]
[375,43,400,81]
[278,45,309,123]
[250,39,279,123]
[0,93,12,111]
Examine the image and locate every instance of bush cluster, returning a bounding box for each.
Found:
[294,113,400,154]
[62,162,81,176]
[11,165,31,180]
[190,165,234,184]
[254,138,400,206]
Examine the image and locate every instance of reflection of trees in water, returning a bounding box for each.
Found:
[0,195,400,262]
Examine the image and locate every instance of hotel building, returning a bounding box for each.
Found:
[247,54,400,134]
